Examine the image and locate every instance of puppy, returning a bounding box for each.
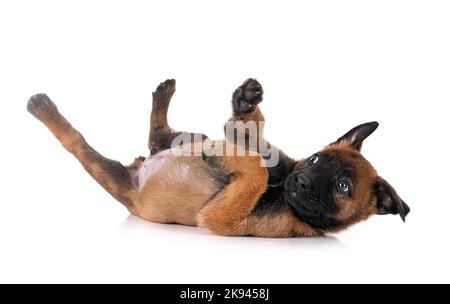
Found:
[27,79,410,237]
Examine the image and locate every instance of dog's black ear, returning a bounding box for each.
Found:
[334,122,379,151]
[375,177,410,222]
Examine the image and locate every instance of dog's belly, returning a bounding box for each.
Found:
[132,149,226,226]
[135,150,179,191]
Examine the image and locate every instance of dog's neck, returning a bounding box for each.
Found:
[266,155,299,187]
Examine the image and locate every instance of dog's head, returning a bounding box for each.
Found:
[284,122,410,232]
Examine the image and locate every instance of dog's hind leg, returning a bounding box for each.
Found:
[27,94,138,213]
[148,79,207,155]
[149,79,175,136]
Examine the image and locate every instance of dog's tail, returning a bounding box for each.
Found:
[27,94,139,213]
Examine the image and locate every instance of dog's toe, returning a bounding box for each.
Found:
[243,78,262,90]
[27,93,58,118]
[153,79,176,100]
[239,100,255,113]
[232,78,264,116]
[244,89,261,101]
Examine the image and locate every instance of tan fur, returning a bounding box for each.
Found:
[323,143,379,228]
[226,106,271,154]
[28,79,402,239]
[197,149,269,236]
[28,100,139,214]
[133,152,222,226]
[239,106,265,124]
[244,212,321,238]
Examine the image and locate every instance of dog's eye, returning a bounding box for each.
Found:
[308,154,319,165]
[336,180,349,193]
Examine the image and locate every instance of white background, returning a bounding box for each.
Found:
[1,0,449,283]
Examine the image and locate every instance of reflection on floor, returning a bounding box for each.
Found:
[119,214,346,249]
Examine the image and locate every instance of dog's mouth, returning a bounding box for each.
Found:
[298,191,320,209]
[286,190,323,216]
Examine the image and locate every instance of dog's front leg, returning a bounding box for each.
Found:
[225,79,296,186]
[197,154,268,236]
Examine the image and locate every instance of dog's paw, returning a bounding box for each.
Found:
[152,79,176,102]
[27,93,58,119]
[232,78,263,116]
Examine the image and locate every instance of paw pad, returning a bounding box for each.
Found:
[232,78,263,115]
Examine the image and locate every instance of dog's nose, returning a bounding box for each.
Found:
[294,174,311,192]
